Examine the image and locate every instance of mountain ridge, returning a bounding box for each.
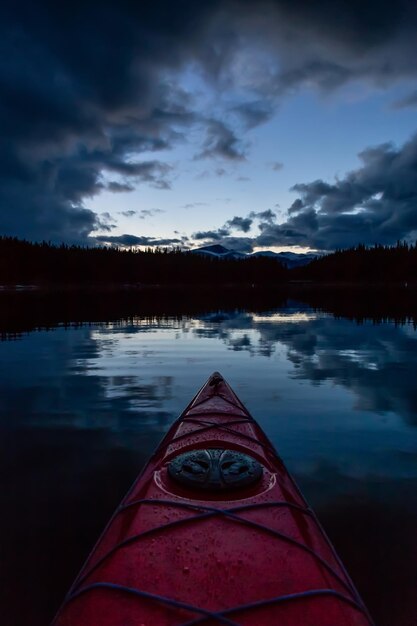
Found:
[190,244,320,268]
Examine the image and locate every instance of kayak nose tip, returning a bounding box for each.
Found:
[209,371,224,386]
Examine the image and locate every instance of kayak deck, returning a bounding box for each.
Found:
[53,372,374,625]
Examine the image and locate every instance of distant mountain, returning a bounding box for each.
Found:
[190,244,246,260]
[191,245,319,267]
[250,250,320,268]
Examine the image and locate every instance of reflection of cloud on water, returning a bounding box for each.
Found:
[0,327,174,435]
[192,310,322,357]
[190,307,327,357]
[2,308,417,429]
[284,318,417,424]
[188,310,417,424]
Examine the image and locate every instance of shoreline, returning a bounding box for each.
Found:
[0,281,416,292]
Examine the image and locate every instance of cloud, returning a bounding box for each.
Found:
[231,1,417,98]
[232,101,274,129]
[3,1,417,243]
[95,234,185,247]
[191,234,254,253]
[180,202,208,209]
[196,120,247,161]
[138,209,165,219]
[269,161,284,172]
[192,213,254,243]
[0,3,210,243]
[216,237,254,253]
[190,123,417,253]
[192,228,231,241]
[192,209,281,250]
[119,210,137,218]
[226,216,253,233]
[287,199,305,215]
[250,209,277,222]
[96,212,117,232]
[107,182,135,193]
[255,134,417,250]
[393,90,417,109]
[105,161,173,189]
[249,209,278,232]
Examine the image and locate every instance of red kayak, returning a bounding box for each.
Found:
[53,372,374,625]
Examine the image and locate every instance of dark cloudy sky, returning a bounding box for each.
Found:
[2,0,417,252]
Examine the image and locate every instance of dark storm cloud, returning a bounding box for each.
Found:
[287,199,305,215]
[0,1,216,243]
[235,0,417,97]
[255,134,417,250]
[95,234,185,247]
[3,0,417,243]
[104,161,173,189]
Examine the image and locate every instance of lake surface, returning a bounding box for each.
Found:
[1,297,417,626]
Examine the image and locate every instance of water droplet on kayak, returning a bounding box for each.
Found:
[183,566,190,573]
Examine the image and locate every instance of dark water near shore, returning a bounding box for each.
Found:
[1,293,417,626]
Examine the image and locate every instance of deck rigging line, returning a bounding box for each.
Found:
[157,417,278,457]
[61,582,370,626]
[67,497,366,610]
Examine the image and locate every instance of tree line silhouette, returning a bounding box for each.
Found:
[292,242,417,283]
[0,237,286,285]
[0,237,416,285]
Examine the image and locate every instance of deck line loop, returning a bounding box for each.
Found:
[70,499,359,602]
[63,582,371,626]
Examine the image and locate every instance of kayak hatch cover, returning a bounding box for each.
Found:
[52,371,374,626]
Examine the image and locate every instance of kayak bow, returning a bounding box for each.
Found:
[53,372,374,625]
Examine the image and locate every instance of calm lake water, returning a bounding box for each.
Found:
[1,298,417,626]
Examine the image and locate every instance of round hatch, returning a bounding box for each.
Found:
[168,448,263,491]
